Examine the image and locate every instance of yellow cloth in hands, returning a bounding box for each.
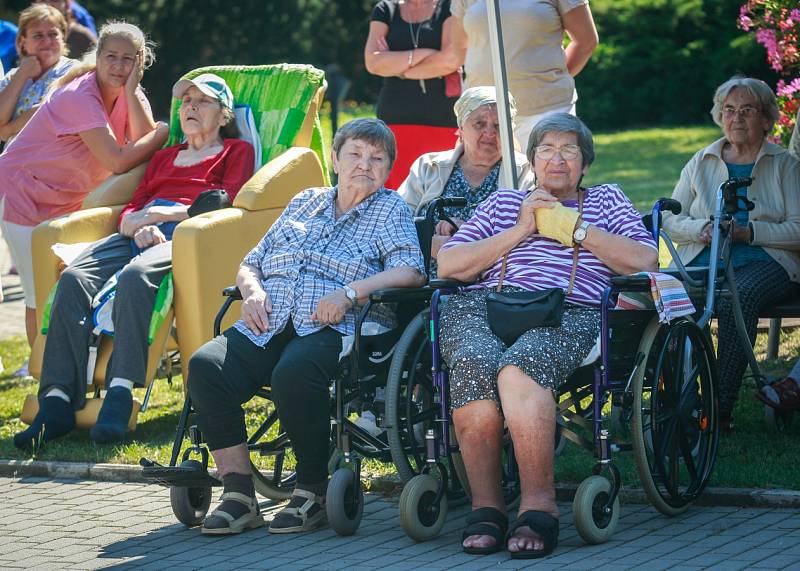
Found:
[535,203,580,247]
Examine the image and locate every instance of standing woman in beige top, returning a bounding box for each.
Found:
[450,0,598,148]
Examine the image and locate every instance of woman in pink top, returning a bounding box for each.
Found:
[0,21,168,349]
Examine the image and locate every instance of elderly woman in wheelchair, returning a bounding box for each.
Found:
[186,118,425,535]
[13,73,254,451]
[399,86,534,263]
[435,113,658,557]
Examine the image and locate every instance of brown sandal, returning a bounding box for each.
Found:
[756,378,800,412]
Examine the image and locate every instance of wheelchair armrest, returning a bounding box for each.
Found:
[369,286,432,303]
[429,278,471,290]
[610,274,651,290]
[222,286,242,300]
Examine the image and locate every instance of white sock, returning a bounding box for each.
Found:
[45,388,71,402]
[108,378,134,391]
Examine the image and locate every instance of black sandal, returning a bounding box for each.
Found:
[506,510,559,559]
[461,507,508,555]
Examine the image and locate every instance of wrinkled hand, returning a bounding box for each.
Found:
[699,222,713,245]
[120,208,160,236]
[133,225,167,250]
[517,188,557,237]
[241,289,272,335]
[312,289,352,325]
[18,56,42,80]
[435,217,463,237]
[125,51,144,94]
[534,190,579,247]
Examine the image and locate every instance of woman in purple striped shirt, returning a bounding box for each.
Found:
[437,113,657,558]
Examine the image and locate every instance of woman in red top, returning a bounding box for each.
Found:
[14,73,254,451]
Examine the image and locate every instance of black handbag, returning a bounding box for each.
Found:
[486,189,583,346]
[187,189,231,217]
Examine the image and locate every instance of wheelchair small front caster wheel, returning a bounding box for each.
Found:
[573,475,619,544]
[327,468,363,536]
[170,460,212,527]
[399,474,448,542]
[764,405,793,432]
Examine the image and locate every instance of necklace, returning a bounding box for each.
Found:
[405,0,437,94]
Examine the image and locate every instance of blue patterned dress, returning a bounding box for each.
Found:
[426,160,501,276]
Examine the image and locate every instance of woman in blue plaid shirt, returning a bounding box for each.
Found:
[187,118,426,536]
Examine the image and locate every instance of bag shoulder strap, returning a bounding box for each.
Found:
[495,189,584,295]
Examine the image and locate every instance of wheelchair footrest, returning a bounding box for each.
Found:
[141,465,221,488]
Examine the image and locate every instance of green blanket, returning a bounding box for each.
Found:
[167,64,328,182]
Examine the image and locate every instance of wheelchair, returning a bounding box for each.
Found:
[392,189,743,545]
[139,196,487,534]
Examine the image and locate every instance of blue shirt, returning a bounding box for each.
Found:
[0,57,75,120]
[0,20,17,73]
[691,162,772,269]
[233,186,425,347]
[70,1,97,36]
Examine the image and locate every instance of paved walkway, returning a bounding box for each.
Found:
[0,476,799,570]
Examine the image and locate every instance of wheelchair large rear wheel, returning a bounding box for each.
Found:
[631,316,719,516]
[386,310,469,505]
[247,401,296,501]
[385,310,440,483]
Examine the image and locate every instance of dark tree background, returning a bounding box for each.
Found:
[1,0,774,130]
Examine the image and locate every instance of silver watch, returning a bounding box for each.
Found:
[573,220,591,245]
[343,285,358,306]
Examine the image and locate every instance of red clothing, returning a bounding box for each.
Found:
[119,138,254,222]
[384,124,458,190]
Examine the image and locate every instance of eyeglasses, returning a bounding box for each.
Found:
[535,144,581,161]
[722,105,760,119]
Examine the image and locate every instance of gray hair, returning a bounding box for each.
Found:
[220,106,240,139]
[710,76,780,130]
[332,118,396,168]
[526,113,595,167]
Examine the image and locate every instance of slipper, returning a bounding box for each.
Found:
[506,510,559,559]
[756,378,800,412]
[268,488,326,534]
[461,507,508,555]
[201,491,265,535]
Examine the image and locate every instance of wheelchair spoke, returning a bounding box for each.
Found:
[678,428,699,481]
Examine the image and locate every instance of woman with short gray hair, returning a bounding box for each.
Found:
[436,112,657,557]
[662,75,800,427]
[186,117,426,536]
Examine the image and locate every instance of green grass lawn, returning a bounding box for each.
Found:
[1,121,797,490]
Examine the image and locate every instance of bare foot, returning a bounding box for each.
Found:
[507,525,545,554]
[463,522,501,550]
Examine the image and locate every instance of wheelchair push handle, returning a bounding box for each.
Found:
[722,176,755,214]
[658,198,682,215]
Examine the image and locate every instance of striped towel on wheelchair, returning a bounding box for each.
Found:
[616,272,695,323]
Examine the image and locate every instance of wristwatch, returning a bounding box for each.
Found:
[573,220,591,246]
[343,285,358,307]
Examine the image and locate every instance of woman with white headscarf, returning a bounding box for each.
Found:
[399,85,534,261]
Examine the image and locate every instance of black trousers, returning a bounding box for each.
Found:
[716,260,799,416]
[39,234,172,410]
[187,324,342,486]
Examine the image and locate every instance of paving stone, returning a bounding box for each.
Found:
[0,476,798,569]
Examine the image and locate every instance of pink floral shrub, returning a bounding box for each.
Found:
[739,0,799,145]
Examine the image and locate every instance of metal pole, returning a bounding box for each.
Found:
[486,0,518,189]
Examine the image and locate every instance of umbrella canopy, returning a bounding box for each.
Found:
[486,0,518,189]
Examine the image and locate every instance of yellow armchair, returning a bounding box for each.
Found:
[172,146,325,365]
[23,64,327,431]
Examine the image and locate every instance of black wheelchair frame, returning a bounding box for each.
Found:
[139,196,475,533]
